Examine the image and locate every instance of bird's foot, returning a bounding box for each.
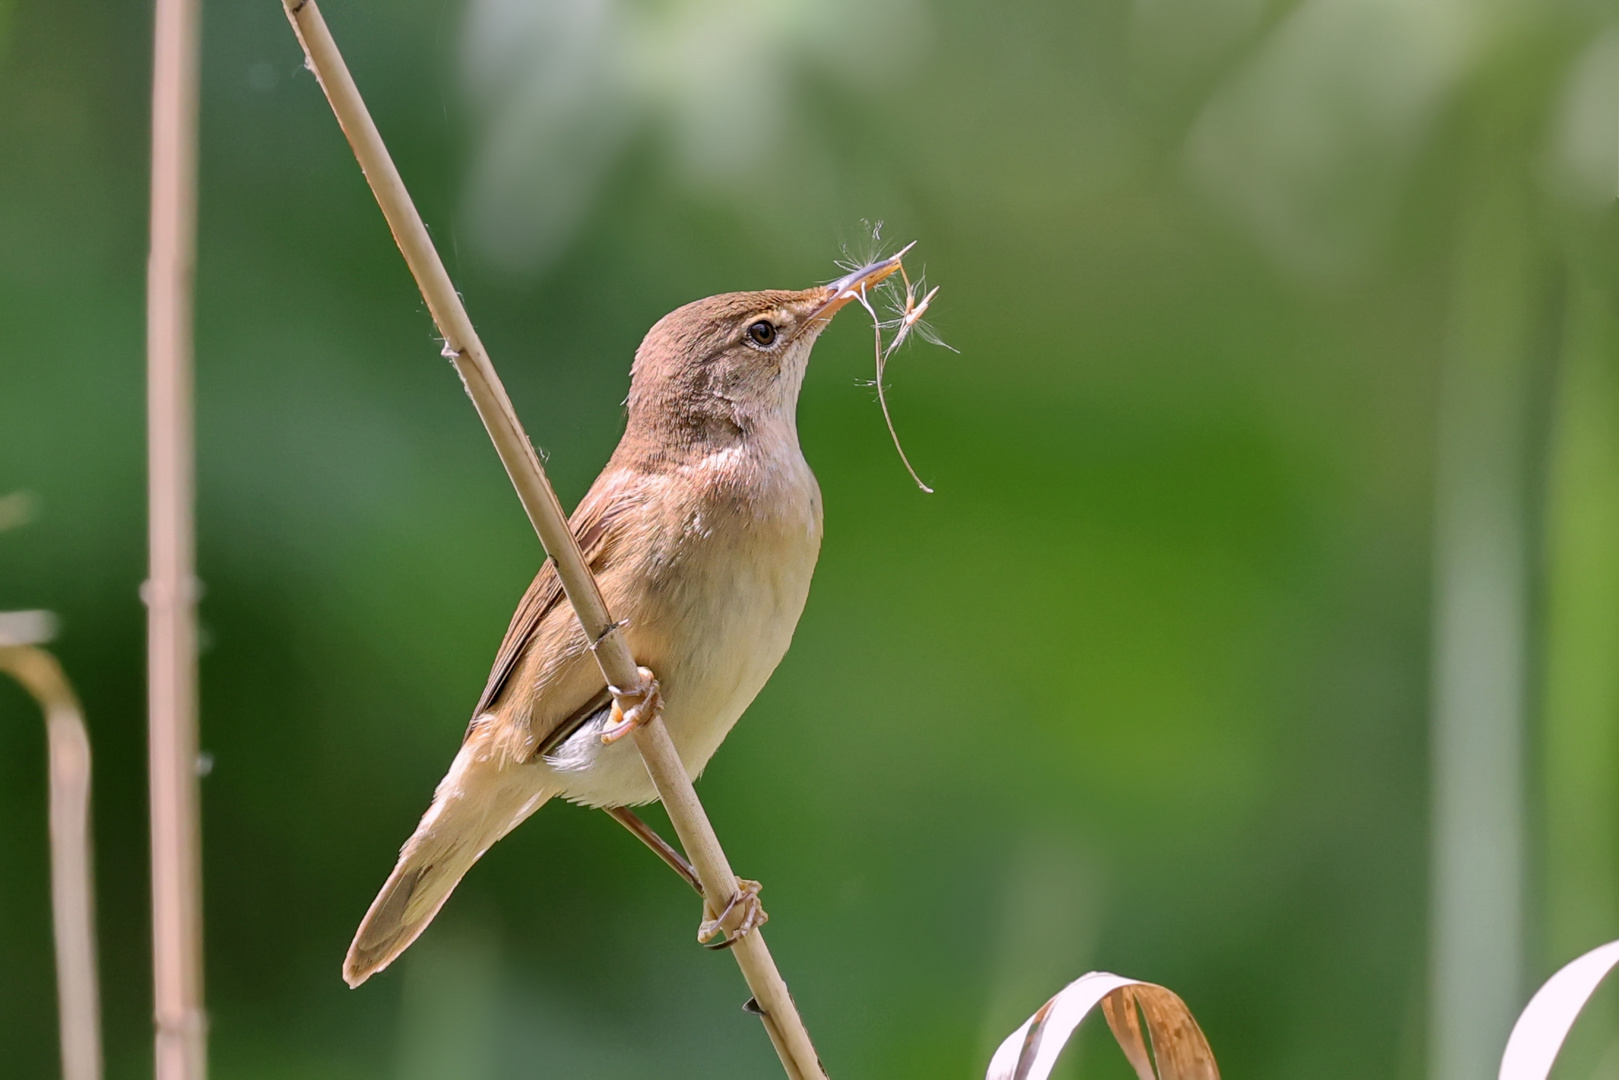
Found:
[698,878,768,949]
[601,666,662,744]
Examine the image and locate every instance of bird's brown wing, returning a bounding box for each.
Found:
[469,474,641,733]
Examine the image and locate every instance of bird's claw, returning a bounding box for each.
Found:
[699,878,768,949]
[601,667,661,744]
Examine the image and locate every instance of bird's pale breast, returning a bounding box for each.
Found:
[544,436,823,807]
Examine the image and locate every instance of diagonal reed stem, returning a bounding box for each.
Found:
[0,643,103,1080]
[147,0,206,1073]
[279,4,827,1076]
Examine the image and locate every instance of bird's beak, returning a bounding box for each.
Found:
[809,241,917,324]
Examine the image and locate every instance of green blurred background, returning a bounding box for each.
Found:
[5,0,1619,1076]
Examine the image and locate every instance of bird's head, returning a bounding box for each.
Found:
[625,252,906,449]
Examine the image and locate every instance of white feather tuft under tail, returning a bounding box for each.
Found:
[343,741,554,987]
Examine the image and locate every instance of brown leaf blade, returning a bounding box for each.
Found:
[1132,984,1219,1080]
[1101,988,1156,1080]
[986,972,1219,1080]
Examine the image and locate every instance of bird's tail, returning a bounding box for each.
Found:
[343,743,553,987]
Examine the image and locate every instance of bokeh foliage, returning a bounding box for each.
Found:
[2,0,1617,1077]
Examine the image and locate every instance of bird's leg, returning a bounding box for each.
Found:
[595,669,769,947]
[601,665,662,744]
[603,805,702,896]
[603,806,769,949]
[698,878,768,950]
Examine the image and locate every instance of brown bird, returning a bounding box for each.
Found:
[343,253,906,987]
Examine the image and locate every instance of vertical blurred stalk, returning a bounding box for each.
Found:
[1541,283,1619,963]
[1428,126,1536,1080]
[0,643,102,1080]
[146,0,205,1072]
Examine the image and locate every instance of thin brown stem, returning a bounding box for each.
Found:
[0,644,102,1080]
[279,4,828,1076]
[146,0,206,1072]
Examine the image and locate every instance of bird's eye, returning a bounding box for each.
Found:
[746,320,777,347]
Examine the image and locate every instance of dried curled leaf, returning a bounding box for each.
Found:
[986,971,1219,1080]
[1499,939,1619,1080]
[0,610,58,647]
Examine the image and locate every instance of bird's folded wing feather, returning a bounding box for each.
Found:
[467,472,643,756]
